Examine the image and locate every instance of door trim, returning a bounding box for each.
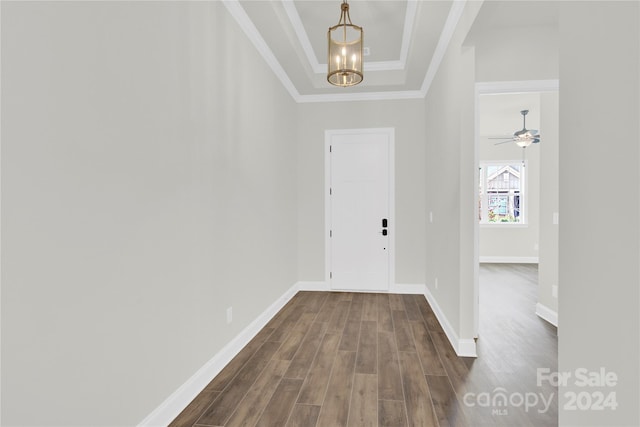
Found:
[324,128,395,291]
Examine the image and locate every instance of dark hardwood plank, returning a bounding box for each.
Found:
[339,320,361,352]
[169,390,219,427]
[274,329,308,361]
[327,300,351,333]
[410,320,447,376]
[388,294,404,311]
[204,327,274,392]
[195,341,281,426]
[338,292,354,301]
[415,296,445,334]
[430,331,472,396]
[284,321,327,379]
[297,333,341,404]
[268,304,306,342]
[225,359,290,427]
[361,293,377,321]
[355,320,377,374]
[285,404,321,427]
[426,375,468,427]
[402,294,423,321]
[347,293,364,322]
[347,373,377,427]
[316,351,356,427]
[377,332,403,401]
[391,310,415,352]
[264,300,301,331]
[305,292,329,314]
[377,294,394,333]
[399,351,438,426]
[378,400,407,427]
[314,293,341,322]
[255,378,303,426]
[293,312,317,332]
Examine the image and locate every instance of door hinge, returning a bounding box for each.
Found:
[330,272,333,279]
[329,145,332,152]
[330,230,332,237]
[330,187,332,195]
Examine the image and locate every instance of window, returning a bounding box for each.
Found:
[479,162,525,224]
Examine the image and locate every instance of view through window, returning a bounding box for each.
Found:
[479,162,525,224]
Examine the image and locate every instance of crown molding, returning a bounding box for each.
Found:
[298,89,424,104]
[420,0,467,96]
[222,0,302,102]
[224,0,467,103]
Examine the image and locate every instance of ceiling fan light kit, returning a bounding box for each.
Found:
[492,109,541,148]
[327,0,363,87]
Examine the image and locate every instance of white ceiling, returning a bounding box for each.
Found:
[225,1,559,103]
[227,0,460,102]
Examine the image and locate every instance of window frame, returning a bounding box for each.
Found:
[479,160,528,227]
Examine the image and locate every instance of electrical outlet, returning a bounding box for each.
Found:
[552,285,558,298]
[553,212,559,225]
[534,243,539,251]
[429,212,433,223]
[227,307,233,324]
[435,277,439,290]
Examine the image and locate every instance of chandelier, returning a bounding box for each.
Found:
[327,0,363,87]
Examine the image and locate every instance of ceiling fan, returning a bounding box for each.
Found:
[491,109,541,148]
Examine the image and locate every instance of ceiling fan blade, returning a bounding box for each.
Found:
[494,140,513,145]
[488,137,514,139]
[532,138,541,143]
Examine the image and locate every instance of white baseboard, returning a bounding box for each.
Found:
[479,256,539,264]
[535,303,558,327]
[297,281,426,295]
[391,283,427,294]
[138,282,300,426]
[424,287,477,358]
[296,281,329,291]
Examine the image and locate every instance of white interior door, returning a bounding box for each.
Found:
[326,128,394,291]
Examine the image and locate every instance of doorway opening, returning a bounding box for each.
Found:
[474,81,559,338]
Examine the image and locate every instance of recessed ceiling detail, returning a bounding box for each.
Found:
[282,0,418,74]
[223,0,467,103]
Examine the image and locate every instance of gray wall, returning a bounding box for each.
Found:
[424,2,481,340]
[1,2,298,425]
[297,99,427,285]
[538,92,559,314]
[558,2,639,425]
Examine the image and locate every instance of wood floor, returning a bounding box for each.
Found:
[170,264,557,426]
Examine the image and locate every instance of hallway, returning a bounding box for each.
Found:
[171,264,557,426]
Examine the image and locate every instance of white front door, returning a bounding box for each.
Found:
[326,128,394,291]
